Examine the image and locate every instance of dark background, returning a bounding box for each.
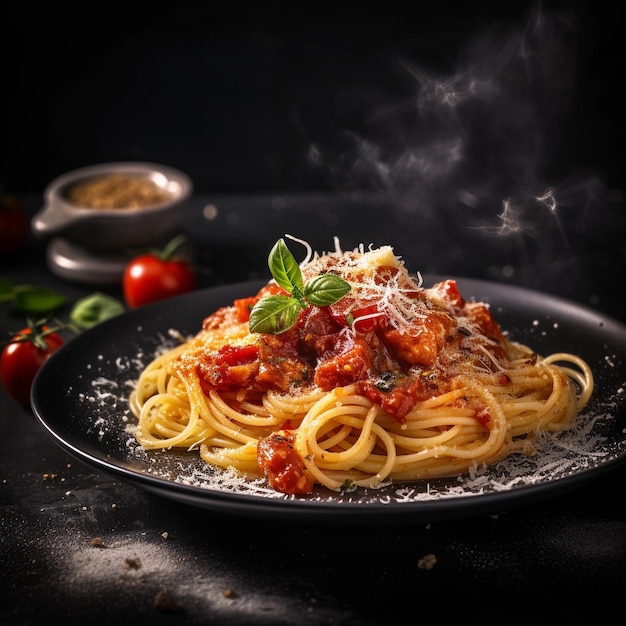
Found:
[2,0,625,317]
[3,0,624,193]
[2,7,626,623]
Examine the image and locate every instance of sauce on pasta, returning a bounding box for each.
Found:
[129,238,594,495]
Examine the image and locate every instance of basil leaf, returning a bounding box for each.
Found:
[268,239,304,294]
[14,286,67,314]
[0,278,15,301]
[248,237,353,335]
[249,295,302,334]
[70,292,125,329]
[304,274,351,306]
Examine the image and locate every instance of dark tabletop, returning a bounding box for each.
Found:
[1,191,625,625]
[3,1,626,622]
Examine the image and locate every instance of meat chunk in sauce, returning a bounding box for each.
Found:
[257,430,313,495]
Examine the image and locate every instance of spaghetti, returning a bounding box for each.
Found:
[129,237,594,495]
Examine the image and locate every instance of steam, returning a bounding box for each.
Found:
[305,3,617,298]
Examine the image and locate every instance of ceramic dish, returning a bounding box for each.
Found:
[31,161,193,251]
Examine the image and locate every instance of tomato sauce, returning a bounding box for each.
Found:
[197,278,507,423]
[194,274,510,494]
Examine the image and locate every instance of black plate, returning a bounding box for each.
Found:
[31,278,626,523]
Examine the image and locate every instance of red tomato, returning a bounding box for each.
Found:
[327,298,383,333]
[1,326,64,405]
[123,251,196,308]
[216,344,259,366]
[0,193,29,256]
[233,296,259,323]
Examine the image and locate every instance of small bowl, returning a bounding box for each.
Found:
[32,162,193,251]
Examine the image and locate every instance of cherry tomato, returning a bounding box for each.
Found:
[1,326,64,406]
[123,237,196,308]
[0,192,29,256]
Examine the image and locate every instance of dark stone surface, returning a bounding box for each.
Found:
[2,3,625,622]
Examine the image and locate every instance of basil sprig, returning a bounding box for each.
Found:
[249,238,351,334]
[0,278,67,314]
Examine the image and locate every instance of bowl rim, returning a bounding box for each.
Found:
[44,161,193,215]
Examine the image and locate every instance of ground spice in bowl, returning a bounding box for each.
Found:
[65,173,173,209]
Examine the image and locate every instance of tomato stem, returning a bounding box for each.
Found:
[159,234,188,260]
[1,317,72,350]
